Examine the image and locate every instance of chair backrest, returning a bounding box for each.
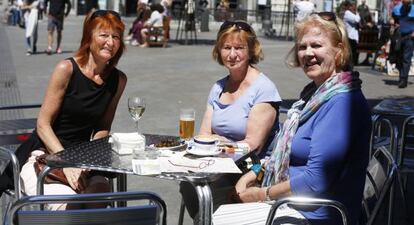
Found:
[265,147,396,225]
[399,115,414,168]
[360,146,397,225]
[0,146,21,200]
[6,191,167,225]
[0,104,40,147]
[265,197,349,225]
[357,28,380,52]
[370,116,398,158]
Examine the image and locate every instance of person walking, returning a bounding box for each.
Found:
[357,0,371,25]
[293,0,315,22]
[21,0,39,55]
[44,0,71,55]
[85,0,99,14]
[392,0,414,88]
[343,1,361,68]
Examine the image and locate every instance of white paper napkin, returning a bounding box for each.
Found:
[132,159,161,175]
[159,156,242,173]
[111,132,144,155]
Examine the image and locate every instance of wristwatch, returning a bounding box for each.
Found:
[265,186,272,202]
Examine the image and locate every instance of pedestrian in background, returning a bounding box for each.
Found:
[85,0,99,14]
[38,0,44,20]
[44,0,71,55]
[357,0,371,25]
[343,1,361,68]
[22,0,39,55]
[358,0,376,65]
[392,0,414,88]
[293,0,315,22]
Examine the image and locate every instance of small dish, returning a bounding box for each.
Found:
[153,142,188,151]
[186,147,221,156]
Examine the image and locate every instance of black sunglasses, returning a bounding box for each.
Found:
[219,21,254,33]
[312,11,336,21]
[90,10,121,21]
[311,12,342,38]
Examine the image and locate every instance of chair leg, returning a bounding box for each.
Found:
[397,172,408,219]
[388,177,395,225]
[2,193,14,224]
[178,197,185,225]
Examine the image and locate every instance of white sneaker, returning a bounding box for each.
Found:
[124,35,132,41]
[131,40,139,46]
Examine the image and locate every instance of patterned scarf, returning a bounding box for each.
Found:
[262,71,361,187]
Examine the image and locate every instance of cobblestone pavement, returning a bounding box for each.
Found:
[1,14,413,225]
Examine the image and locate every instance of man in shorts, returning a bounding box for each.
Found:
[44,0,71,55]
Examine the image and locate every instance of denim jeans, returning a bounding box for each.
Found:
[398,36,414,80]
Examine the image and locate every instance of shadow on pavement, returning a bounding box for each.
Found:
[383,79,413,87]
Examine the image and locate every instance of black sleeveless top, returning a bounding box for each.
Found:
[0,58,120,193]
[52,57,119,146]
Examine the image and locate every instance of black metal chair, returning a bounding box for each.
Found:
[395,115,414,219]
[265,147,397,225]
[370,116,398,157]
[0,104,40,149]
[1,146,23,225]
[5,191,167,225]
[265,197,349,225]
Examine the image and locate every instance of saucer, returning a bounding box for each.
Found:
[186,147,221,156]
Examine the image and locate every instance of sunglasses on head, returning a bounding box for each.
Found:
[312,11,336,21]
[219,21,254,33]
[90,10,121,21]
[311,11,342,38]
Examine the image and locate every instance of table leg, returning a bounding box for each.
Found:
[194,184,213,225]
[116,173,127,192]
[116,173,127,207]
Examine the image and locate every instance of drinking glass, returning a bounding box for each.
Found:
[128,97,146,135]
[179,108,195,141]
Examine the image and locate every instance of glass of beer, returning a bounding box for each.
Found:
[179,108,195,141]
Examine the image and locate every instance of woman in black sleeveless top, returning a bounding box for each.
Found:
[18,10,127,210]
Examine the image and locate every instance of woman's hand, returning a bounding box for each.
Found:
[235,171,257,195]
[63,168,88,192]
[238,186,265,203]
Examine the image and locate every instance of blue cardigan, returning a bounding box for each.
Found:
[289,90,371,225]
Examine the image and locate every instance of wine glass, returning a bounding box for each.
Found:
[128,97,146,135]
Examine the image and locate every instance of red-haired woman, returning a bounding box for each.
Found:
[18,10,127,210]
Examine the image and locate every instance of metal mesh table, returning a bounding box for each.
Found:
[38,134,251,225]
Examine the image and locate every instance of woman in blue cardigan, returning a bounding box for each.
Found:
[232,12,372,225]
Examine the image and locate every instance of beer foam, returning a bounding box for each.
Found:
[180,117,195,121]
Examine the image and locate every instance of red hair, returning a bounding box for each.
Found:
[75,11,125,68]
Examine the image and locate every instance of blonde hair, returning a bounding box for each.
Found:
[285,14,351,70]
[212,23,263,65]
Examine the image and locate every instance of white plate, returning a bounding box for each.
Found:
[186,147,222,156]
